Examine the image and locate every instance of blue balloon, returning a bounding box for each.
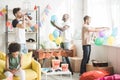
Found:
[51,15,57,22]
[111,27,118,37]
[53,30,60,38]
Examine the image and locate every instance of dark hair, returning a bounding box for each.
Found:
[8,43,21,53]
[84,15,90,22]
[13,7,21,16]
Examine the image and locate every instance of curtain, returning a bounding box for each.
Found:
[87,0,120,45]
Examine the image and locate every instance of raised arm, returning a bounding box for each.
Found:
[86,27,109,32]
[51,21,67,31]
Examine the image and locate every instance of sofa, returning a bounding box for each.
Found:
[0,51,41,80]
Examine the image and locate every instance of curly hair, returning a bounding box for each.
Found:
[8,42,21,53]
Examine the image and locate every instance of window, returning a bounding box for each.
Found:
[87,0,120,45]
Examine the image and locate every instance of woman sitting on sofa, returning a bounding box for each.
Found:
[4,42,25,80]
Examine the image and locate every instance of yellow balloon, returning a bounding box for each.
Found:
[107,36,115,45]
[49,34,55,41]
[55,37,62,45]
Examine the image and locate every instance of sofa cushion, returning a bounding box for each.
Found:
[25,69,37,80]
[0,51,6,61]
[22,52,33,69]
[80,70,110,80]
[0,59,5,73]
[0,72,5,79]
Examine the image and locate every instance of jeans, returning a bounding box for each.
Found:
[60,42,71,50]
[20,44,28,54]
[80,45,91,74]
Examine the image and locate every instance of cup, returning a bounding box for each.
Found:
[52,59,60,69]
[61,63,68,71]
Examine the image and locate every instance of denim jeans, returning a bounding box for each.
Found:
[80,45,91,74]
[60,42,71,50]
[20,44,28,54]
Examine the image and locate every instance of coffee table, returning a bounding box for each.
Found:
[41,68,72,80]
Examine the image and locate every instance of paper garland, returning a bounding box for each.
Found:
[0,8,7,16]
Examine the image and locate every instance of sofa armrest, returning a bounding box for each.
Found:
[31,58,41,80]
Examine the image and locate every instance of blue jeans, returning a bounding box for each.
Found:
[60,42,71,50]
[80,45,91,74]
[20,44,28,54]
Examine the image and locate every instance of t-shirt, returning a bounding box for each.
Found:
[61,21,73,42]
[82,24,92,45]
[8,54,20,70]
[12,19,26,44]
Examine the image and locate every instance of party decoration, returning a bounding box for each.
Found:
[53,29,60,38]
[107,36,115,45]
[111,27,118,37]
[49,34,55,41]
[55,37,62,45]
[6,21,12,27]
[94,37,104,46]
[1,8,7,14]
[0,11,3,16]
[40,4,52,27]
[51,15,57,22]
[0,8,7,16]
[99,31,105,37]
[34,5,37,10]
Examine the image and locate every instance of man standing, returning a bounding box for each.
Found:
[12,7,32,54]
[51,14,72,49]
[80,15,109,75]
[51,14,73,74]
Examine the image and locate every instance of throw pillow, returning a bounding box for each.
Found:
[21,52,33,69]
[80,70,110,80]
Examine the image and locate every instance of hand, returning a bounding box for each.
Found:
[50,21,55,27]
[104,27,110,30]
[10,69,17,74]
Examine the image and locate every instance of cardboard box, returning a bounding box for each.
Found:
[86,64,114,75]
[70,57,82,72]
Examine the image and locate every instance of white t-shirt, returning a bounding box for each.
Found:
[12,19,26,44]
[15,28,26,44]
[61,21,73,42]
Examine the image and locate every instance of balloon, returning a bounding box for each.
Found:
[94,37,104,46]
[99,31,105,37]
[49,34,55,41]
[107,36,115,45]
[111,27,118,37]
[51,15,57,22]
[55,37,62,45]
[53,30,60,38]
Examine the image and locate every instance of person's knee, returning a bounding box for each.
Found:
[4,71,13,77]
